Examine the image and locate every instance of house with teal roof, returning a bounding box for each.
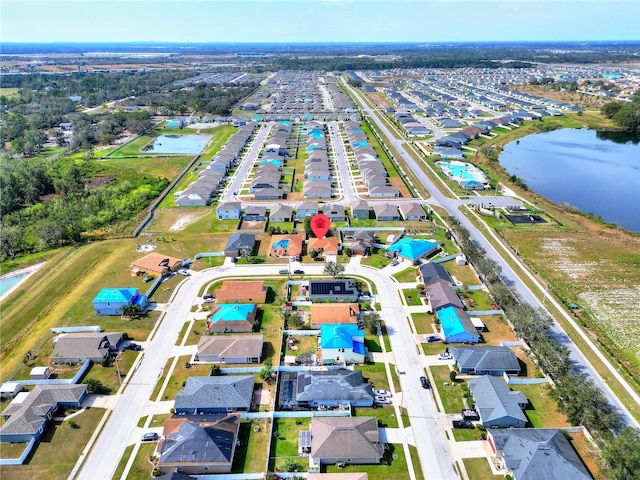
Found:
[320,324,365,365]
[93,288,148,316]
[208,304,257,333]
[386,237,439,262]
[438,305,480,344]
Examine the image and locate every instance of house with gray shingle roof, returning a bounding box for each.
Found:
[487,428,592,480]
[372,203,400,221]
[175,376,254,414]
[468,375,527,428]
[307,416,384,467]
[158,414,240,475]
[197,335,263,364]
[399,202,427,221]
[350,200,370,220]
[51,332,123,365]
[223,233,255,258]
[278,369,374,410]
[216,202,242,220]
[368,185,400,198]
[0,384,87,443]
[269,204,293,223]
[418,262,453,286]
[450,346,521,376]
[296,202,319,219]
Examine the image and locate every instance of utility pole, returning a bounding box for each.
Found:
[114,354,122,385]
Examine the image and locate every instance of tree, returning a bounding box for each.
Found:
[210,364,221,376]
[84,378,110,394]
[238,246,252,261]
[303,216,313,237]
[361,311,382,335]
[601,427,640,480]
[121,304,140,320]
[259,365,275,383]
[323,261,345,278]
[449,370,457,382]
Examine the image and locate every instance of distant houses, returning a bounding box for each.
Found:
[92,288,148,316]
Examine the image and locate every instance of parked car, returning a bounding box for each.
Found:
[426,335,440,343]
[437,353,453,360]
[124,343,142,351]
[142,275,154,283]
[278,269,290,274]
[141,432,159,442]
[461,409,480,421]
[420,376,431,389]
[374,389,391,397]
[177,269,190,276]
[293,269,305,274]
[374,396,392,405]
[390,260,400,266]
[452,420,475,429]
[358,292,371,301]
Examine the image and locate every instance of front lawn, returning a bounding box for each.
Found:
[462,457,500,479]
[323,443,409,480]
[0,408,106,480]
[431,365,468,414]
[402,289,424,306]
[392,266,419,283]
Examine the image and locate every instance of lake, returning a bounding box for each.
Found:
[500,128,640,232]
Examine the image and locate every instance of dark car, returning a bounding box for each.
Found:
[124,343,142,351]
[452,420,475,429]
[293,269,305,274]
[426,335,440,343]
[141,432,159,442]
[420,376,431,389]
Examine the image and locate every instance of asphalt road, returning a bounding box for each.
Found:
[344,80,640,429]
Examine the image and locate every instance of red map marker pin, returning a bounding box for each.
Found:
[310,213,330,239]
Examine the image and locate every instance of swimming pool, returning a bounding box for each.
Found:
[436,161,488,189]
[144,134,212,154]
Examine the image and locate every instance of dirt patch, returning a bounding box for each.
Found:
[169,214,199,231]
[388,177,413,198]
[86,175,116,189]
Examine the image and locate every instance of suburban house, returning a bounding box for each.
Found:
[216,202,242,220]
[254,188,284,200]
[243,205,268,222]
[424,282,464,312]
[92,288,148,316]
[308,237,339,256]
[320,324,366,365]
[51,332,124,365]
[174,376,254,414]
[468,375,527,428]
[487,428,592,480]
[351,200,370,220]
[131,253,183,277]
[278,369,374,410]
[269,233,305,259]
[372,203,400,221]
[310,303,360,329]
[304,417,384,467]
[296,202,319,220]
[419,262,454,287]
[215,281,267,304]
[389,237,439,262]
[0,385,88,443]
[399,203,427,221]
[437,306,480,344]
[175,191,210,207]
[450,346,521,376]
[323,204,347,222]
[223,233,256,258]
[308,279,359,302]
[207,304,257,333]
[197,335,263,364]
[269,204,293,223]
[368,185,400,198]
[157,414,240,475]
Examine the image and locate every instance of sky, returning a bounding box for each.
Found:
[1,0,639,44]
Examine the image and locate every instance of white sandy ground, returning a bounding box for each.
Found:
[169,214,198,231]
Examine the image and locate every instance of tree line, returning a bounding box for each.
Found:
[601,90,640,136]
[446,216,640,480]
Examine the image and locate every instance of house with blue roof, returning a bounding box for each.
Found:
[93,288,148,316]
[386,237,439,262]
[208,304,257,333]
[438,305,480,344]
[320,324,365,365]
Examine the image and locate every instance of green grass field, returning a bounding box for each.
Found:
[0,408,105,480]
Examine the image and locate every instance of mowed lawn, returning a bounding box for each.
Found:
[0,408,105,480]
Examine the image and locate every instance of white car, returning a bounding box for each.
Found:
[374,389,391,397]
[437,353,453,360]
[177,269,190,276]
[374,396,392,405]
